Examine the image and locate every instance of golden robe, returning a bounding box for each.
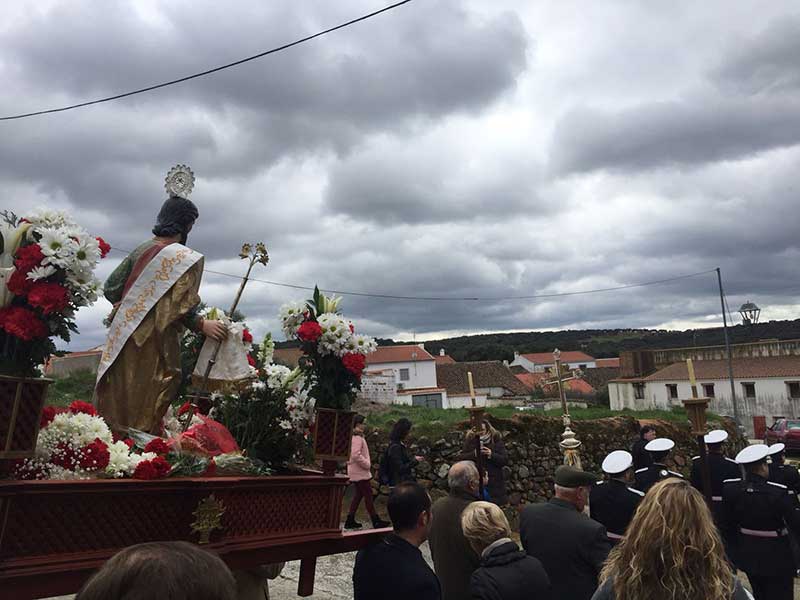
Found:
[95,253,203,434]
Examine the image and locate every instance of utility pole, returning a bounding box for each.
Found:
[716,267,740,428]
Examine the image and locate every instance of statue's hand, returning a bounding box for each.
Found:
[202,319,229,341]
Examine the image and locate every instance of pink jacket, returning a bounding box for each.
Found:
[347,435,372,482]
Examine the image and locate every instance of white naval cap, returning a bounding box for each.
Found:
[735,444,769,465]
[602,450,634,475]
[704,429,728,444]
[645,438,675,452]
[767,443,786,456]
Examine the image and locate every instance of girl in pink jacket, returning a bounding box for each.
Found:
[345,415,390,529]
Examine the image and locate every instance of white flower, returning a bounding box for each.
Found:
[278,419,293,430]
[266,364,292,389]
[72,237,101,270]
[279,301,307,338]
[258,332,274,365]
[26,265,56,281]
[352,334,378,356]
[28,208,71,229]
[251,380,266,391]
[38,228,71,258]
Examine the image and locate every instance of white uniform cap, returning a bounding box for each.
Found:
[704,430,728,444]
[645,438,675,452]
[735,444,769,465]
[767,443,786,456]
[602,450,634,475]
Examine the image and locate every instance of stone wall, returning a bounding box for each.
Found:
[364,414,746,509]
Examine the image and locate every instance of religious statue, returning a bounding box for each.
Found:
[94,165,227,433]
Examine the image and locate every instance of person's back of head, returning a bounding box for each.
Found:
[461,501,511,556]
[390,418,412,443]
[76,541,236,600]
[639,425,655,440]
[600,478,734,600]
[387,481,432,543]
[448,460,480,496]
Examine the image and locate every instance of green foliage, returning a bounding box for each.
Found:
[46,369,97,407]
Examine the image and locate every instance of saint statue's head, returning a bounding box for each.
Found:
[153,195,199,245]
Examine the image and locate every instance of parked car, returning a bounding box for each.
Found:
[764,418,800,452]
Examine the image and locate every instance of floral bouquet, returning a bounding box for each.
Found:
[280,287,376,411]
[0,208,108,376]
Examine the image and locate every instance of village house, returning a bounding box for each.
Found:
[359,344,448,408]
[435,361,531,408]
[510,350,596,373]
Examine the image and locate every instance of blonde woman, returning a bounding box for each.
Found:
[592,478,753,600]
[461,501,550,600]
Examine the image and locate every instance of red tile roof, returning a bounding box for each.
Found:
[515,372,595,394]
[515,372,550,389]
[520,351,595,364]
[644,357,800,382]
[434,355,456,365]
[365,345,435,365]
[595,358,620,368]
[437,361,530,396]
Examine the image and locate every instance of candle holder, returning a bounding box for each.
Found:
[682,397,710,436]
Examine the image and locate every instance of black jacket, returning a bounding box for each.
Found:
[589,479,644,542]
[630,438,652,470]
[520,498,612,600]
[469,540,551,600]
[387,442,417,486]
[721,473,800,576]
[429,491,481,600]
[353,533,441,600]
[633,462,683,493]
[769,461,800,494]
[461,435,509,505]
[690,452,741,522]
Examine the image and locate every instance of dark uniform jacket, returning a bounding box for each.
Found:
[353,533,441,600]
[520,498,612,600]
[470,540,551,600]
[429,491,481,600]
[589,479,644,542]
[690,453,741,522]
[769,461,800,494]
[630,438,652,470]
[460,435,509,505]
[721,473,800,576]
[634,462,684,493]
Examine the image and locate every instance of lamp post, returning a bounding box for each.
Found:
[739,301,761,326]
[553,349,582,468]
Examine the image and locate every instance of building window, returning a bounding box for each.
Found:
[742,382,756,399]
[633,383,645,400]
[702,383,715,398]
[399,368,410,382]
[787,382,800,398]
[579,364,587,370]
[666,384,679,400]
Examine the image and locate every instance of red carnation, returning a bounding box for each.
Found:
[144,438,170,455]
[40,406,57,429]
[242,328,253,343]
[69,400,97,416]
[7,269,34,296]
[79,438,110,471]
[122,438,135,450]
[342,353,366,377]
[27,282,69,315]
[247,353,256,367]
[151,456,171,478]
[178,401,193,416]
[0,306,48,341]
[96,237,111,258]
[133,460,157,480]
[50,442,80,469]
[297,321,323,342]
[14,244,44,273]
[349,323,355,333]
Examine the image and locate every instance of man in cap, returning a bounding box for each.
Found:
[634,438,684,493]
[767,443,800,494]
[590,450,644,544]
[520,465,612,600]
[690,429,741,523]
[721,444,800,600]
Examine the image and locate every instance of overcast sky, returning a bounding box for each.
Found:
[3,1,800,350]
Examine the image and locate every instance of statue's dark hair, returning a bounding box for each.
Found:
[152,195,199,238]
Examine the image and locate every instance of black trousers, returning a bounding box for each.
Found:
[746,573,793,600]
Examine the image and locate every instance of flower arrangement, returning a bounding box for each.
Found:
[0,208,108,376]
[14,401,167,480]
[280,287,376,410]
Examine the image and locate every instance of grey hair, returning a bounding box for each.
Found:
[448,460,480,493]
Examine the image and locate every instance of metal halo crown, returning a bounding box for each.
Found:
[165,164,195,199]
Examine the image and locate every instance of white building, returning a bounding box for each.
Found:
[436,361,531,409]
[360,344,448,408]
[510,350,596,373]
[609,356,800,436]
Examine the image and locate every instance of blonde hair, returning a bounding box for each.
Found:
[461,501,511,555]
[600,478,734,600]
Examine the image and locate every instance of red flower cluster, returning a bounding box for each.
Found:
[297,321,323,342]
[242,328,253,343]
[7,269,33,296]
[144,438,170,455]
[247,354,256,367]
[0,306,48,341]
[96,237,111,258]
[69,400,97,416]
[342,353,366,377]
[122,438,135,450]
[79,438,110,471]
[14,244,44,273]
[133,456,171,480]
[50,442,80,469]
[28,282,69,314]
[40,406,57,429]
[178,401,195,416]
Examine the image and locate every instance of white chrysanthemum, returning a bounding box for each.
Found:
[106,441,136,478]
[72,237,101,270]
[279,301,307,338]
[351,334,378,356]
[251,380,266,391]
[266,364,292,389]
[28,208,72,229]
[278,419,293,430]
[316,313,352,356]
[38,228,71,258]
[26,265,56,281]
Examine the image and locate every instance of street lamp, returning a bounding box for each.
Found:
[738,301,761,326]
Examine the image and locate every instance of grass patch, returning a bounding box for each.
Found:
[46,369,96,407]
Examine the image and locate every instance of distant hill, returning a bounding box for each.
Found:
[275,318,800,363]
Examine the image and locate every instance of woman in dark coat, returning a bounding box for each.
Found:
[387,418,422,486]
[461,420,508,505]
[462,501,551,600]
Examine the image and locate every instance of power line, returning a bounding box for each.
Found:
[108,245,715,302]
[0,1,413,121]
